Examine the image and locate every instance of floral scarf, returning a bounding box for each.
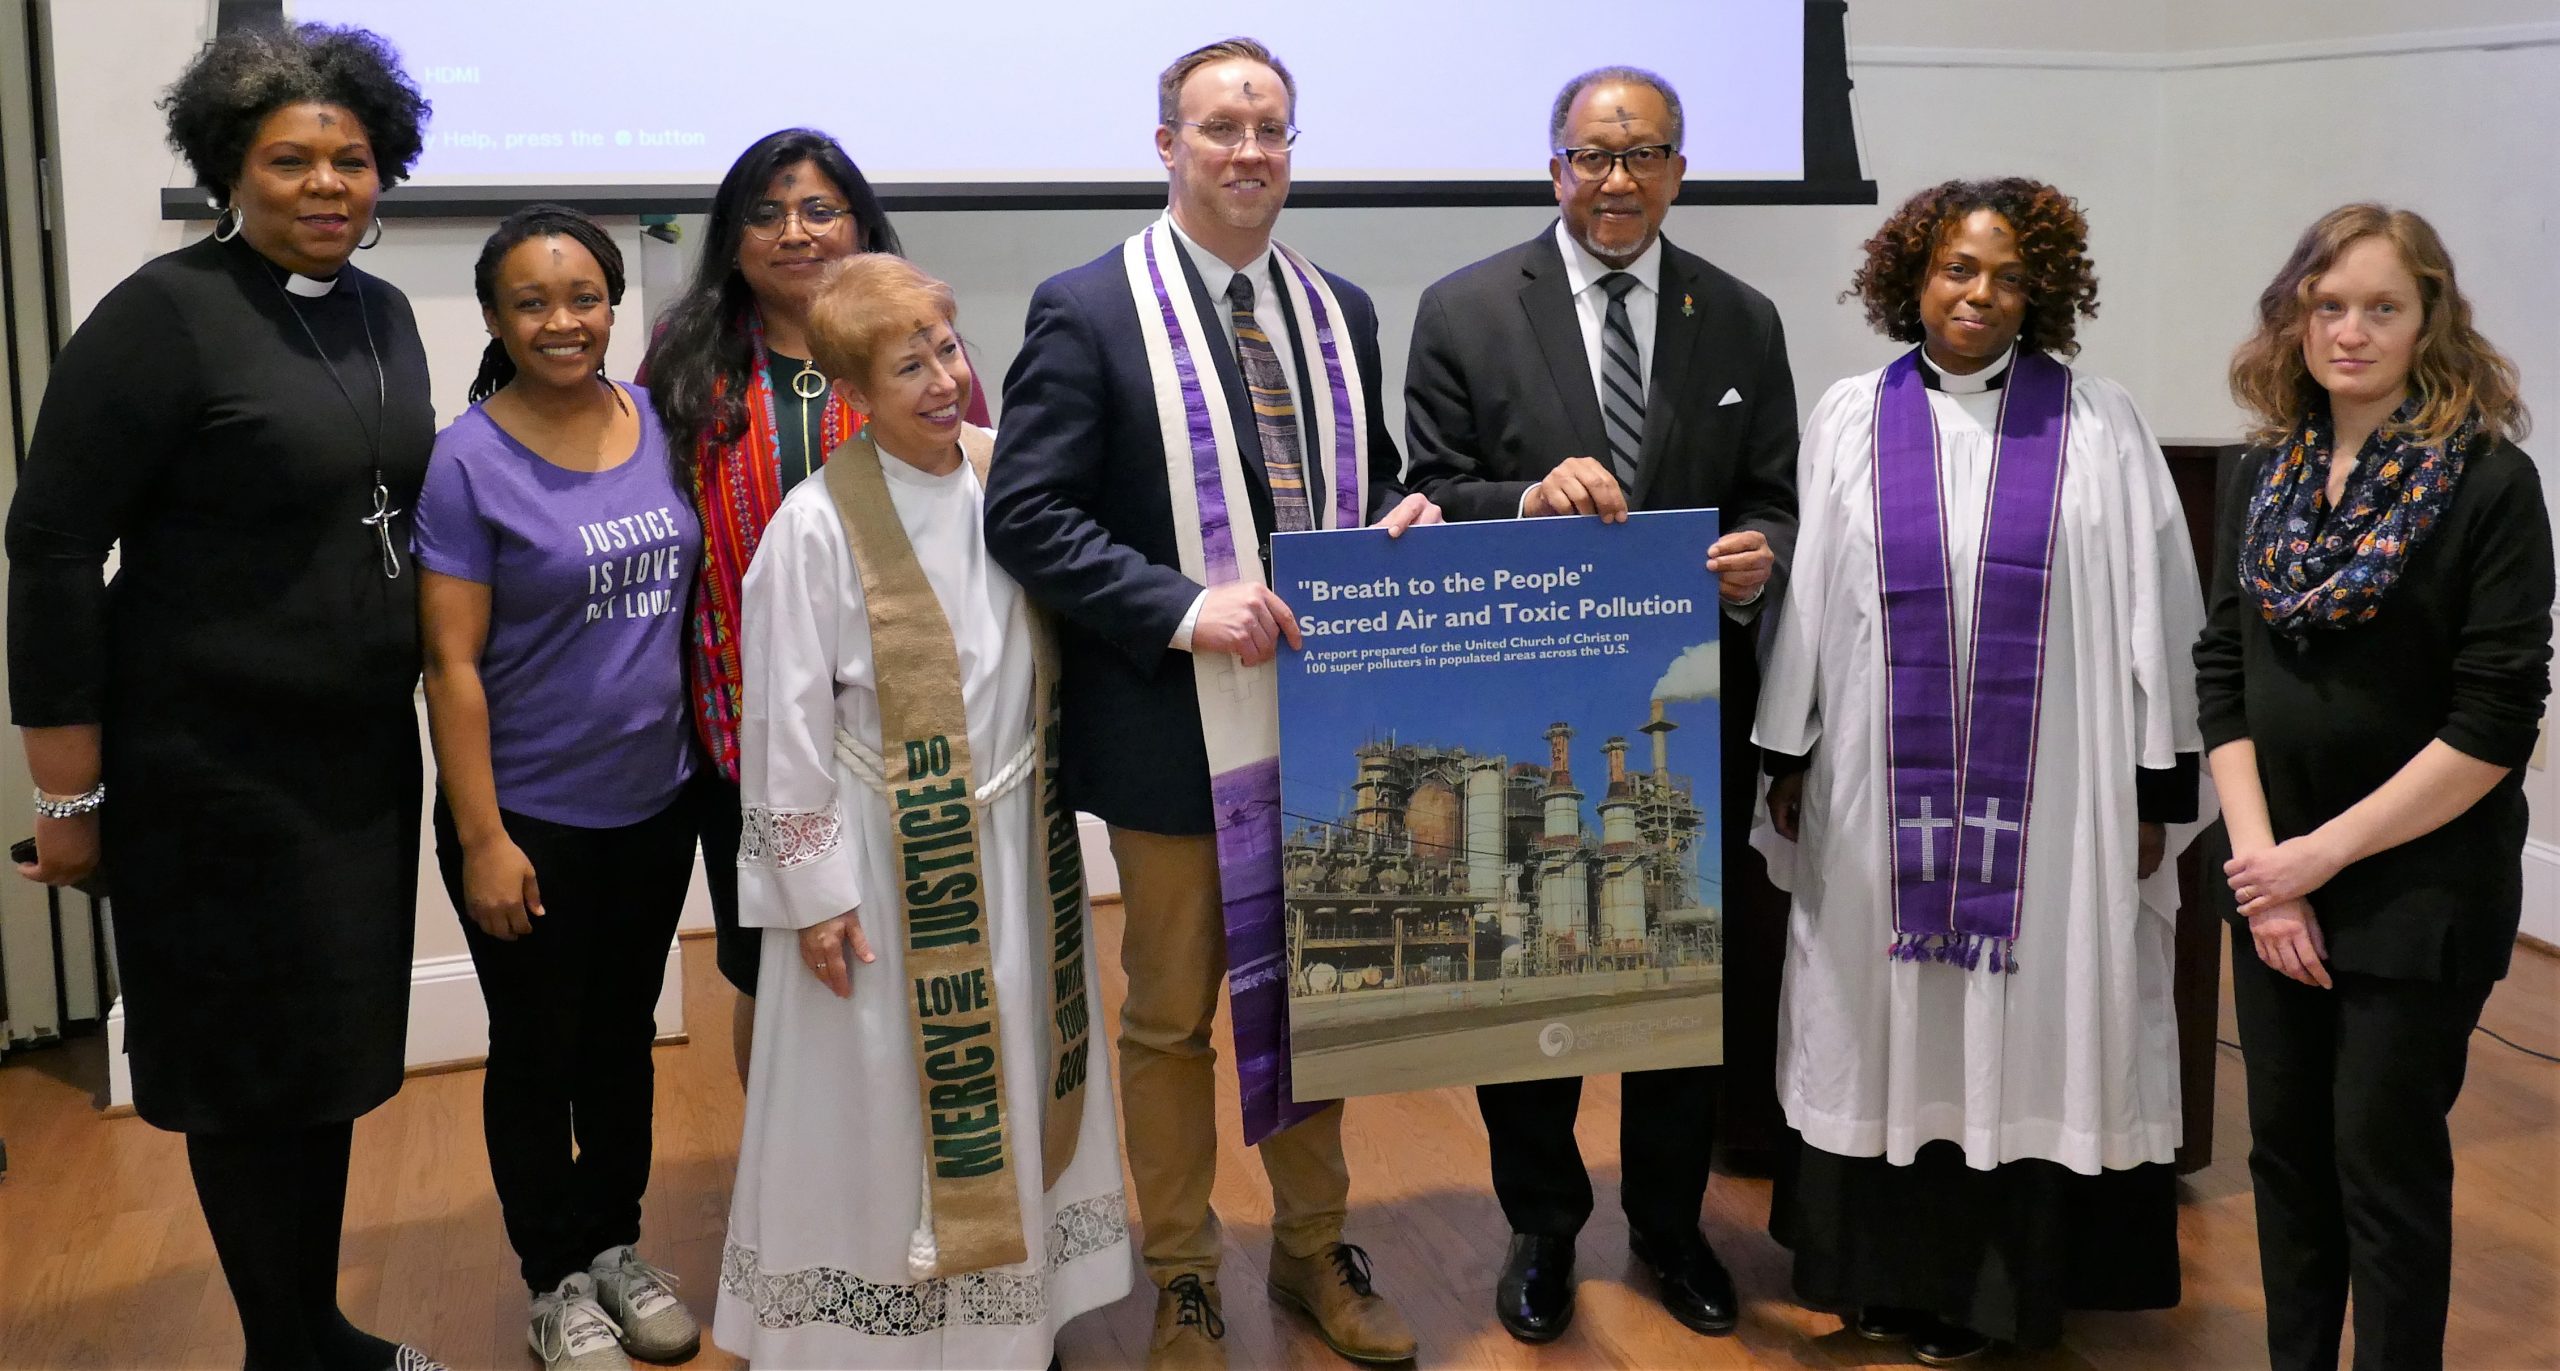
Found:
[2241,395,2470,636]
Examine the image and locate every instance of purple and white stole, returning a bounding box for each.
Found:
[1871,347,2072,973]
[1121,219,1369,1143]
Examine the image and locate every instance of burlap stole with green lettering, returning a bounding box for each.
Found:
[820,425,1092,1278]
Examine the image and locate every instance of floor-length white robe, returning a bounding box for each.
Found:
[1752,355,2211,1175]
[714,446,1133,1369]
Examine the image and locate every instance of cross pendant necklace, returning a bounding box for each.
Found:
[271,266,402,579]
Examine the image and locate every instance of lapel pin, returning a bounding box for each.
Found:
[1681,292,1695,317]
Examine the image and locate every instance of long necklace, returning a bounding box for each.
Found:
[789,359,826,483]
[270,266,402,579]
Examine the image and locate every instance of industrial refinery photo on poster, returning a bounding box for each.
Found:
[1270,510,1725,1100]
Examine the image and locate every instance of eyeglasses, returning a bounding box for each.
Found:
[1172,118,1300,152]
[1555,144,1678,181]
[743,199,852,240]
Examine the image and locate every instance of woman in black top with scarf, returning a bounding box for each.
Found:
[2196,204,2550,1371]
[4,25,444,1371]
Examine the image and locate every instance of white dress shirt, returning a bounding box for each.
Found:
[1519,222,1664,520]
[1164,214,1309,650]
[1554,218,1662,418]
[1544,223,1760,615]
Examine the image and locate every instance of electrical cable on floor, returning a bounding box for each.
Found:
[2476,1025,2560,1063]
[2218,1030,2557,1063]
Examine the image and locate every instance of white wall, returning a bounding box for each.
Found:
[35,0,2560,1031]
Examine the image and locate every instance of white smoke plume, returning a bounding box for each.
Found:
[1651,641,1720,702]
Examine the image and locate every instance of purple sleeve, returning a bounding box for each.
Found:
[411,420,497,584]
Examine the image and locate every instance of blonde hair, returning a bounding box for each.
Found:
[2229,203,2527,447]
[805,253,959,390]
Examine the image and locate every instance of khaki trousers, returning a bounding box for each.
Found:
[1108,826,1348,1286]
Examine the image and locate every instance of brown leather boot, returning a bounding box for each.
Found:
[1266,1242,1418,1364]
[1146,1274,1227,1371]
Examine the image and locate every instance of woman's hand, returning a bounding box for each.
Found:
[1768,772,1806,842]
[16,812,100,887]
[801,911,875,999]
[2246,897,2332,989]
[462,838,544,941]
[2137,822,2166,878]
[2225,832,2347,915]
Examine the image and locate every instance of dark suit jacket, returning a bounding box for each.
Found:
[1404,227,1798,574]
[1402,226,1799,916]
[985,237,1405,836]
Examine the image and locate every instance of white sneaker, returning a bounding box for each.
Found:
[588,1245,702,1364]
[529,1272,631,1371]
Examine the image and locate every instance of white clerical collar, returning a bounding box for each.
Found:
[282,271,339,297]
[1555,219,1663,301]
[875,440,970,488]
[1919,343,2016,395]
[1161,212,1273,296]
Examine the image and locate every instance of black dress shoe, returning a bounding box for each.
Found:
[1913,1319,1993,1365]
[1852,1305,1926,1342]
[1627,1228,1739,1336]
[1493,1233,1575,1344]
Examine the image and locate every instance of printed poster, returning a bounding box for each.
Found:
[1272,510,1725,1100]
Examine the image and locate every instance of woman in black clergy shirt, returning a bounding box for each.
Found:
[4,24,444,1371]
[2197,203,2549,1371]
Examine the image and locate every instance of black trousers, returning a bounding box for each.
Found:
[433,793,695,1292]
[1477,1063,1718,1242]
[690,763,757,994]
[2230,947,2495,1371]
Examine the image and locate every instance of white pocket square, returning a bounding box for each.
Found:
[1718,388,1743,406]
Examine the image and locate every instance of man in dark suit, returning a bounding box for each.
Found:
[983,36,1436,1371]
[1403,65,1800,1345]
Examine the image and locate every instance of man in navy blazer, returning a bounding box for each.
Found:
[983,36,1433,1371]
[1402,66,1800,1347]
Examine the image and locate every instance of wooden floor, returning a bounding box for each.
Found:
[2,906,2553,1371]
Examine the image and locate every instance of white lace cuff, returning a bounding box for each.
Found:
[737,804,845,871]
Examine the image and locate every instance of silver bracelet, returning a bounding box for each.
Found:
[32,783,104,819]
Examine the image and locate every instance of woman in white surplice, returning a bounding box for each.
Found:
[714,254,1132,1369]
[1752,180,2209,1363]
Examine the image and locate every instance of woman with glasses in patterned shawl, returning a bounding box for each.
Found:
[642,129,987,1087]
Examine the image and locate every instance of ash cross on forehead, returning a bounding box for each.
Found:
[1242,79,1257,99]
[318,110,337,127]
[1610,105,1633,127]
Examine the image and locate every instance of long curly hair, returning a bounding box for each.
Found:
[1846,177,2099,358]
[465,204,627,406]
[159,23,430,206]
[640,129,901,492]
[2229,203,2526,448]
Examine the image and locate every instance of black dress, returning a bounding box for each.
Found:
[5,232,434,1134]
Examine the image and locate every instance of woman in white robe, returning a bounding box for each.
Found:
[713,255,1132,1370]
[1754,180,2209,1364]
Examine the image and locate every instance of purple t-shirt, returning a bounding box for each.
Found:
[413,383,702,828]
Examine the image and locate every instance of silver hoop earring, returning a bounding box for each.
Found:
[358,218,384,250]
[212,206,243,242]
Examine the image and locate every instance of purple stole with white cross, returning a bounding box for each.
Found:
[1871,346,2072,973]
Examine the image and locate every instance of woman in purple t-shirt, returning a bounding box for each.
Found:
[413,205,704,1371]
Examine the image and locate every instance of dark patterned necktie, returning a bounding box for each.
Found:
[1599,271,1647,491]
[1227,273,1312,533]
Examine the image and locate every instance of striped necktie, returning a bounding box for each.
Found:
[1598,271,1647,492]
[1227,273,1312,533]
